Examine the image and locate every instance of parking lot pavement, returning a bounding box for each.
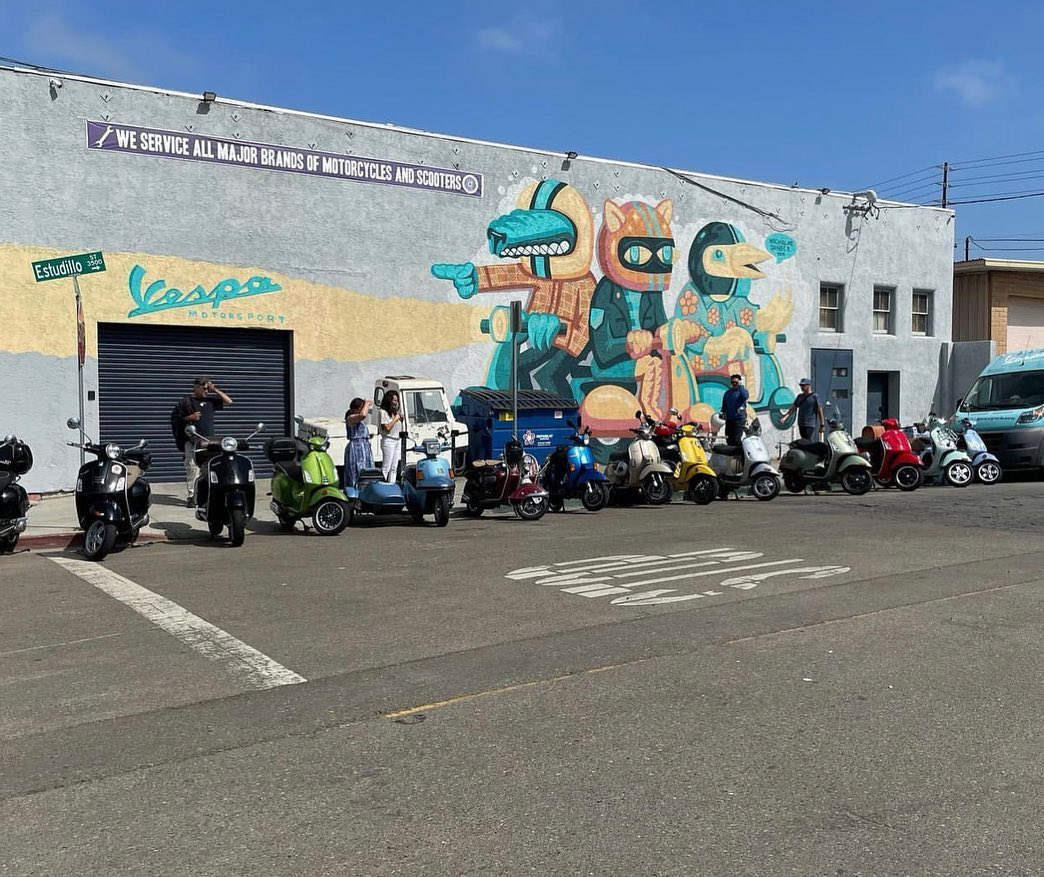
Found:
[2,479,1043,874]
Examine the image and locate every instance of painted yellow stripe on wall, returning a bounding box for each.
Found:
[0,244,487,360]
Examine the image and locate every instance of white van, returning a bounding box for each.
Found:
[298,376,469,476]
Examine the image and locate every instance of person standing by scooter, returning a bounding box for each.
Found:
[173,377,233,507]
[343,397,373,490]
[782,378,824,440]
[720,374,749,446]
[379,391,404,483]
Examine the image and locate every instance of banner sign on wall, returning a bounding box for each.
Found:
[85,120,483,198]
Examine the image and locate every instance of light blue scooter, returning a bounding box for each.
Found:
[345,430,456,527]
[952,417,1003,484]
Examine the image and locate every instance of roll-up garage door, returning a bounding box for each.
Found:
[97,323,292,482]
[1007,296,1044,352]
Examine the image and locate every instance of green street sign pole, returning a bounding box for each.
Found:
[30,252,107,468]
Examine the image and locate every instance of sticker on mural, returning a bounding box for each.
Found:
[505,550,851,606]
[86,121,483,198]
[432,179,800,452]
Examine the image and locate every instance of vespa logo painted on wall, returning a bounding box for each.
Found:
[127,264,286,324]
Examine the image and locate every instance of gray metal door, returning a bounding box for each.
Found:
[866,372,890,424]
[98,323,292,482]
[811,348,853,429]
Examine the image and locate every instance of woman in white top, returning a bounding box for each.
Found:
[379,390,404,482]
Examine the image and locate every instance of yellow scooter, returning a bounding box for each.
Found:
[648,413,719,505]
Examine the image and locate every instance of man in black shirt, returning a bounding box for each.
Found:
[174,377,233,506]
[782,377,824,440]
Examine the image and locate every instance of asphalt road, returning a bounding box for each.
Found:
[2,480,1042,876]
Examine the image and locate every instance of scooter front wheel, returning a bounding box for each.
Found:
[228,509,246,547]
[894,465,923,491]
[0,533,19,554]
[976,461,1002,484]
[685,475,718,506]
[751,474,781,501]
[944,461,973,487]
[641,473,672,505]
[312,499,348,536]
[581,482,610,512]
[83,520,117,562]
[433,494,451,527]
[841,468,872,495]
[513,496,547,521]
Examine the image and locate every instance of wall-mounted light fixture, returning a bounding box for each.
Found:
[202,91,217,103]
[565,150,578,160]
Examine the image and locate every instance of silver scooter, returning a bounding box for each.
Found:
[708,416,782,501]
[604,412,675,505]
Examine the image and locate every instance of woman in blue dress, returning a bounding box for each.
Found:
[343,397,373,490]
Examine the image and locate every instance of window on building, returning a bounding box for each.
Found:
[820,284,843,332]
[912,289,933,336]
[873,286,894,334]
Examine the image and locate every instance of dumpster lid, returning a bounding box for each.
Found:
[459,387,578,410]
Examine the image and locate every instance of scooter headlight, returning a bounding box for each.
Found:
[221,436,238,452]
[105,443,122,460]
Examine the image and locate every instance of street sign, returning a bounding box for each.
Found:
[31,251,106,283]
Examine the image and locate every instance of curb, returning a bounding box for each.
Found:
[21,529,172,551]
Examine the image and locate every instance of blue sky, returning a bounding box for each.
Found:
[4,0,1044,259]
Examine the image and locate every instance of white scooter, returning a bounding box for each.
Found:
[604,412,675,505]
[708,415,782,501]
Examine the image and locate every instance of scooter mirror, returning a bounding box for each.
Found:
[256,422,265,431]
[185,425,197,436]
[66,417,80,430]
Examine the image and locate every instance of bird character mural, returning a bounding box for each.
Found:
[576,198,701,434]
[431,179,595,398]
[671,222,796,426]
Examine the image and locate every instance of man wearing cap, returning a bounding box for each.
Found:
[783,378,824,440]
[173,377,233,507]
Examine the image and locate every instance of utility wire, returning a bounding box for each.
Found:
[946,189,1044,206]
[947,165,1044,186]
[863,164,941,190]
[876,170,943,195]
[949,147,1044,169]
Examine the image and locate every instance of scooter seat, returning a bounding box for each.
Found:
[358,468,385,481]
[609,451,629,462]
[792,439,830,457]
[712,444,743,457]
[854,437,878,451]
[468,460,501,470]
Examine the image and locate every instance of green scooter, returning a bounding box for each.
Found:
[265,417,350,535]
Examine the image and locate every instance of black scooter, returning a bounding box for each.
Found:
[67,417,152,561]
[0,434,33,554]
[185,422,264,547]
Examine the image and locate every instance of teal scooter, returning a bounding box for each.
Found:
[346,430,457,527]
[265,417,350,535]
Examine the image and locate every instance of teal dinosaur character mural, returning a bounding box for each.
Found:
[431,179,595,398]
[671,222,796,426]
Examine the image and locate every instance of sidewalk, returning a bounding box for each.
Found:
[21,480,278,550]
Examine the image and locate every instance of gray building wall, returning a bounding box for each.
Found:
[0,66,955,491]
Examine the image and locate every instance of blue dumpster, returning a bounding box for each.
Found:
[454,387,580,466]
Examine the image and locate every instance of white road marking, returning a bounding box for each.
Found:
[505,552,854,607]
[49,557,306,690]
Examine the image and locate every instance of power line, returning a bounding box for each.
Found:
[949,147,1044,169]
[949,174,1044,192]
[877,171,942,195]
[948,166,1044,186]
[863,164,941,190]
[947,189,1044,205]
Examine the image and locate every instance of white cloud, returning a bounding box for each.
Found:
[934,61,1014,108]
[476,19,560,54]
[25,11,197,84]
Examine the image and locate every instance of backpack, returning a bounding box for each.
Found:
[170,397,191,451]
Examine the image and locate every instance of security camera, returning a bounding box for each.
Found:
[48,77,63,89]
[852,189,878,205]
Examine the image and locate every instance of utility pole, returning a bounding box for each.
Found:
[941,161,949,209]
[965,236,971,261]
[510,300,521,441]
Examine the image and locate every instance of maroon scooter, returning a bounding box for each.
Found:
[461,438,548,520]
[855,418,924,491]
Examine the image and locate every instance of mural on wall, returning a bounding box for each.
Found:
[431,179,596,398]
[432,179,799,440]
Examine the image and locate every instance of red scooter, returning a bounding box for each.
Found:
[855,418,924,491]
[461,437,548,520]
